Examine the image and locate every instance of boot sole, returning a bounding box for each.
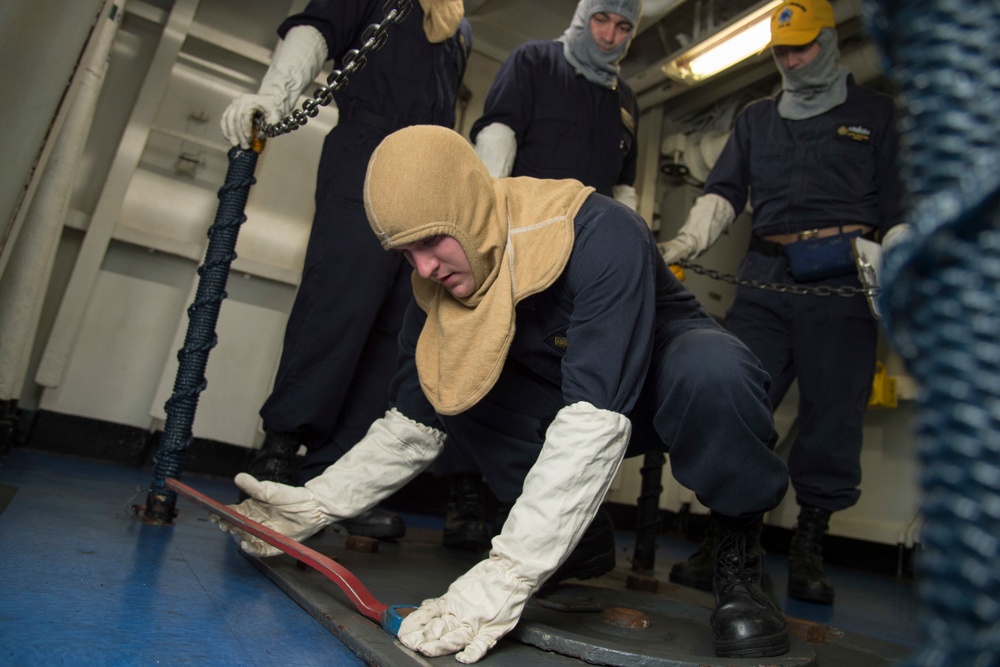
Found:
[715,629,790,658]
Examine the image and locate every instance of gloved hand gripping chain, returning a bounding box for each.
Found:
[255,0,413,139]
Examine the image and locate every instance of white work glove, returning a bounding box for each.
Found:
[213,408,446,556]
[612,184,637,211]
[220,25,328,148]
[398,401,631,663]
[474,122,517,178]
[880,222,912,252]
[213,474,329,556]
[398,557,531,664]
[658,192,736,265]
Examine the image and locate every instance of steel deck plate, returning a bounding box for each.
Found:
[238,524,911,666]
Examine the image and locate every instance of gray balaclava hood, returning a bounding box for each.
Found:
[775,28,849,120]
[557,0,642,89]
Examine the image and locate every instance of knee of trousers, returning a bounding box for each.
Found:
[659,329,772,422]
[653,331,787,515]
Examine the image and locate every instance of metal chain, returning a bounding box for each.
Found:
[254,0,413,139]
[675,260,880,297]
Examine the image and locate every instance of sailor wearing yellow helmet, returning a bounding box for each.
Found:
[662,0,909,606]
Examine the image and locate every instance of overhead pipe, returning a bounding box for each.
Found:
[0,0,127,404]
[34,0,199,391]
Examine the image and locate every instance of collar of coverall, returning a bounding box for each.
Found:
[558,0,643,89]
[418,0,464,42]
[364,126,594,415]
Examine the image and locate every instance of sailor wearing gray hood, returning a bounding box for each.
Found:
[471,0,643,209]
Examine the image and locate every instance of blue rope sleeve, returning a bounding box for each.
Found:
[143,146,259,523]
[863,1,1000,665]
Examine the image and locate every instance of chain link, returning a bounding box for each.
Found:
[254,0,413,139]
[675,260,880,297]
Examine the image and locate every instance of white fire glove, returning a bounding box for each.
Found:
[474,122,517,178]
[219,25,328,148]
[398,401,630,663]
[212,474,327,555]
[880,223,912,252]
[213,408,446,556]
[612,184,637,211]
[658,192,736,265]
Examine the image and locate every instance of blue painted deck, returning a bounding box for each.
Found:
[0,449,365,667]
[0,448,921,665]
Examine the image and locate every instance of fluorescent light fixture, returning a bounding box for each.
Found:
[662,0,783,83]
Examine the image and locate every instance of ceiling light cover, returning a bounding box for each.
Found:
[663,0,783,83]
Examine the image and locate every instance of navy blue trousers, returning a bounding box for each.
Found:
[439,324,788,519]
[260,123,411,481]
[725,250,877,512]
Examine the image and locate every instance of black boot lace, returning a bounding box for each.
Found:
[791,506,831,560]
[715,525,776,608]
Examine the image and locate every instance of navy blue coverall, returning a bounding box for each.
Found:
[390,194,789,515]
[706,75,902,511]
[469,40,638,196]
[260,0,472,481]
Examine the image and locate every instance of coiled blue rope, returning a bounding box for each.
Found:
[864,1,1000,665]
[142,145,259,524]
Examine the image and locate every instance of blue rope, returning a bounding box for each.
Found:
[864,1,1000,665]
[145,146,259,517]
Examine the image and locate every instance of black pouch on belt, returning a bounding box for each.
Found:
[784,229,863,282]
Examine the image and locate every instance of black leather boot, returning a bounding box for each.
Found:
[240,431,302,500]
[442,473,490,551]
[340,509,406,540]
[710,514,789,658]
[788,504,835,604]
[668,516,718,592]
[537,507,617,596]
